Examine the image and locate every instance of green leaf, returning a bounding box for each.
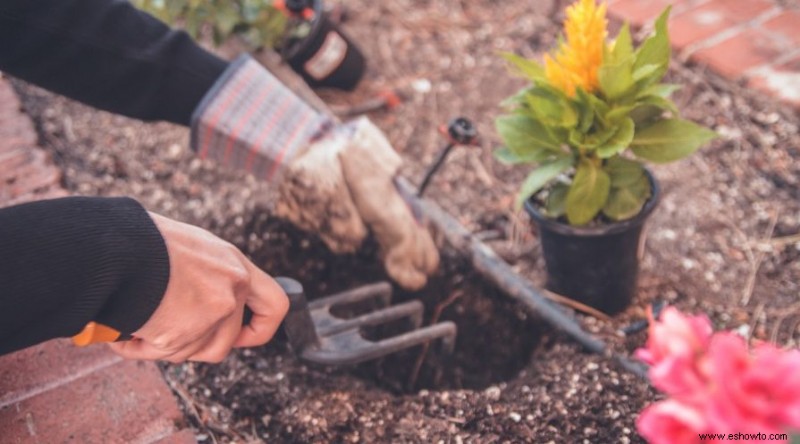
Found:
[565,160,611,225]
[568,129,586,148]
[603,174,651,221]
[526,86,579,128]
[605,156,645,188]
[630,105,665,127]
[500,87,533,109]
[634,7,672,81]
[631,119,717,163]
[575,88,595,133]
[582,124,617,149]
[501,52,547,83]
[587,93,611,124]
[599,55,635,100]
[597,118,635,158]
[605,104,636,124]
[637,94,680,116]
[494,146,549,165]
[633,64,660,82]
[545,182,570,217]
[640,83,681,99]
[495,115,563,154]
[515,156,574,209]
[611,23,633,63]
[214,3,241,35]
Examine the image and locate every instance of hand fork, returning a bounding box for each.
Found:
[73,277,456,365]
[268,277,457,365]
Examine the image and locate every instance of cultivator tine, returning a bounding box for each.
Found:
[307,282,392,310]
[267,278,459,366]
[314,300,424,336]
[301,321,458,366]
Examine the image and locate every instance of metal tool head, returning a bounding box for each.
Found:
[276,277,457,366]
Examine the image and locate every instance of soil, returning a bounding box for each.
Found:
[9,0,800,442]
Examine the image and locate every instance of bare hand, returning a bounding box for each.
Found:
[108,213,289,363]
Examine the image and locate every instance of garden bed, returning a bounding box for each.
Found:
[11,0,800,441]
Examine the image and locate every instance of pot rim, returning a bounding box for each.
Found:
[525,168,661,237]
[282,0,327,59]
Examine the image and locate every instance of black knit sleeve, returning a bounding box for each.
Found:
[0,0,228,126]
[0,197,170,355]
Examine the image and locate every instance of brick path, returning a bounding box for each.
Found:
[608,0,800,109]
[0,74,195,444]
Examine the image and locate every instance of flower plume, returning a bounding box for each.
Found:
[544,0,608,96]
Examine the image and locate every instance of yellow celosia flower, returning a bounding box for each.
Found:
[544,0,608,96]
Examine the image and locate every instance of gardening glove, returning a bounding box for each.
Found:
[191,55,439,290]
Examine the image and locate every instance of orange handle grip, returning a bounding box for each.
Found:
[72,322,122,346]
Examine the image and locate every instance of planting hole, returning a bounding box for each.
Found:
[241,214,543,393]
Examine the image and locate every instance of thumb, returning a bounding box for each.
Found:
[234,267,289,347]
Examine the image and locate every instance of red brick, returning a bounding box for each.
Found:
[692,28,782,78]
[0,117,37,150]
[608,0,685,27]
[0,359,186,444]
[1,160,61,200]
[0,340,121,408]
[763,9,800,47]
[669,0,774,49]
[748,54,800,109]
[0,149,41,176]
[153,429,198,444]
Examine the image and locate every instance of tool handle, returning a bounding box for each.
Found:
[242,276,305,326]
[74,277,306,348]
[243,276,319,353]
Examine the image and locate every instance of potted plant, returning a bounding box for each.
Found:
[133,0,365,90]
[495,0,716,314]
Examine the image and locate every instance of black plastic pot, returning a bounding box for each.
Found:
[282,0,365,90]
[525,171,660,315]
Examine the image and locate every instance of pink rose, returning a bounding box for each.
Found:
[751,344,800,428]
[635,307,713,395]
[705,334,800,434]
[637,399,707,444]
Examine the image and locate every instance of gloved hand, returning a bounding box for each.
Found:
[191,56,439,290]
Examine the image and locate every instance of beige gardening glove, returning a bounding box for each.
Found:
[191,55,438,290]
[277,118,439,290]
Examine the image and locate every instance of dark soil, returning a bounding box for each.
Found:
[9,0,800,442]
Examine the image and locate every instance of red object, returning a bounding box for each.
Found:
[274,0,315,20]
[377,89,403,109]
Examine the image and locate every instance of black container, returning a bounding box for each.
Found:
[282,1,365,90]
[525,171,660,315]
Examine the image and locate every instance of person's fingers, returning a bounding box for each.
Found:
[159,326,224,363]
[109,316,224,363]
[187,309,246,363]
[234,264,289,348]
[108,338,172,361]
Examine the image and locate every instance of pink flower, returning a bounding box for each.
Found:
[636,306,800,443]
[637,399,707,444]
[705,334,800,434]
[635,307,713,395]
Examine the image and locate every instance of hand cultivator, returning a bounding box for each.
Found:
[247,277,457,365]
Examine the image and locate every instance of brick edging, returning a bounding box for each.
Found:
[607,0,800,110]
[0,75,195,444]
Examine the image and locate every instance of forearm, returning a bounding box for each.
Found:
[0,197,169,355]
[0,0,227,125]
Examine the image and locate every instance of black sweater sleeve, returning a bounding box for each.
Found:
[0,0,228,126]
[0,197,170,355]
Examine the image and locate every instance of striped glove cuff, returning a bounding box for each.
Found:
[190,55,332,182]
